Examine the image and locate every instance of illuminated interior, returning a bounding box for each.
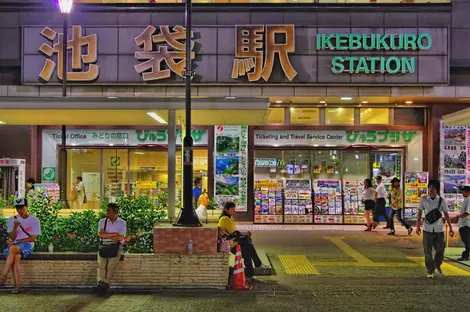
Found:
[290,108,320,124]
[360,108,390,125]
[325,107,354,125]
[67,147,208,211]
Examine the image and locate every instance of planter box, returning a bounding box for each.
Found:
[0,252,229,289]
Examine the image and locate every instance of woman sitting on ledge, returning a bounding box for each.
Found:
[218,201,267,282]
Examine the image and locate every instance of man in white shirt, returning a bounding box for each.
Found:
[452,186,470,261]
[73,176,85,209]
[416,180,454,279]
[373,176,390,229]
[96,203,126,297]
[0,198,41,294]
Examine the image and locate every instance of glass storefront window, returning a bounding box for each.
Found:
[325,107,354,125]
[129,150,167,198]
[342,151,369,181]
[67,149,101,209]
[176,149,209,191]
[266,108,285,125]
[360,108,390,125]
[311,150,341,180]
[290,108,320,124]
[103,149,129,199]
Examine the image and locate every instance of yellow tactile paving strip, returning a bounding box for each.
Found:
[327,237,373,264]
[279,255,319,275]
[407,257,470,276]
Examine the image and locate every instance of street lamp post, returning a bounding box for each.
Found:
[174,0,201,227]
[58,0,73,208]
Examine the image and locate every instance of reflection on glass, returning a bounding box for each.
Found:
[311,150,341,180]
[67,149,101,209]
[290,108,320,124]
[360,108,389,125]
[325,107,354,125]
[103,149,129,199]
[266,108,285,125]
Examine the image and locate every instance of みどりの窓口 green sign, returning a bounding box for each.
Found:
[317,33,432,74]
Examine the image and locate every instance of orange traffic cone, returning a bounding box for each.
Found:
[231,244,251,290]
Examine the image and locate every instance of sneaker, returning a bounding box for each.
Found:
[457,257,469,261]
[259,264,270,270]
[426,273,434,279]
[408,228,413,236]
[436,268,444,276]
[387,231,395,236]
[248,276,260,282]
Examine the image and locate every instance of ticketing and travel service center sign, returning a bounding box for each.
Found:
[22,25,447,84]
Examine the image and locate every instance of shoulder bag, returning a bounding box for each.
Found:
[14,216,31,238]
[98,219,120,258]
[425,197,443,224]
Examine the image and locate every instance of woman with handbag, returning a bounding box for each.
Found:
[218,202,268,282]
[95,203,126,297]
[363,179,376,231]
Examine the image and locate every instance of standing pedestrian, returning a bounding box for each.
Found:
[363,179,376,231]
[373,176,390,229]
[452,185,470,261]
[416,180,454,279]
[388,178,413,236]
[95,203,126,297]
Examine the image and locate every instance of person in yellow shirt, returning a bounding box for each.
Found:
[388,177,413,236]
[218,202,267,281]
[197,189,210,208]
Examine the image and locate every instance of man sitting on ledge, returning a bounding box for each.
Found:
[96,203,126,297]
[0,198,41,294]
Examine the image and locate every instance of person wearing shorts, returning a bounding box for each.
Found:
[363,179,376,231]
[0,198,41,294]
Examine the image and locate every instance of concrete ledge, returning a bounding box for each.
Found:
[0,253,229,289]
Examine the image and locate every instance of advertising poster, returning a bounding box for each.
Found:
[214,125,248,212]
[254,179,283,224]
[440,122,466,212]
[404,172,429,208]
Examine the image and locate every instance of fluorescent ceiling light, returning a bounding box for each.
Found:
[405,100,413,104]
[147,112,167,124]
[361,101,368,104]
[0,121,5,125]
[225,96,236,99]
[341,97,352,101]
[319,100,327,104]
[275,100,282,104]
[107,96,118,99]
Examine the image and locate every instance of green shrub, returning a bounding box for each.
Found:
[0,192,168,254]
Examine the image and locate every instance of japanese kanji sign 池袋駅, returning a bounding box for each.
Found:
[39,25,99,82]
[134,25,195,81]
[232,25,297,82]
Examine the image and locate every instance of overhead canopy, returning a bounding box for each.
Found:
[0,97,270,125]
[442,107,470,126]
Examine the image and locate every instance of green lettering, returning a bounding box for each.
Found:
[348,34,362,50]
[316,34,322,50]
[336,34,348,50]
[376,34,390,50]
[380,57,386,73]
[331,56,345,74]
[386,57,401,74]
[322,34,335,50]
[401,57,415,73]
[348,56,359,73]
[367,57,381,73]
[417,32,432,50]
[404,34,417,50]
[390,34,404,50]
[363,34,375,50]
[355,57,369,73]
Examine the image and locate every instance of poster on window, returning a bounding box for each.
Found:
[214,125,248,212]
[440,122,466,212]
[404,172,429,208]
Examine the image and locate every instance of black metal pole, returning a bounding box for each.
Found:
[59,15,68,208]
[174,0,201,227]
